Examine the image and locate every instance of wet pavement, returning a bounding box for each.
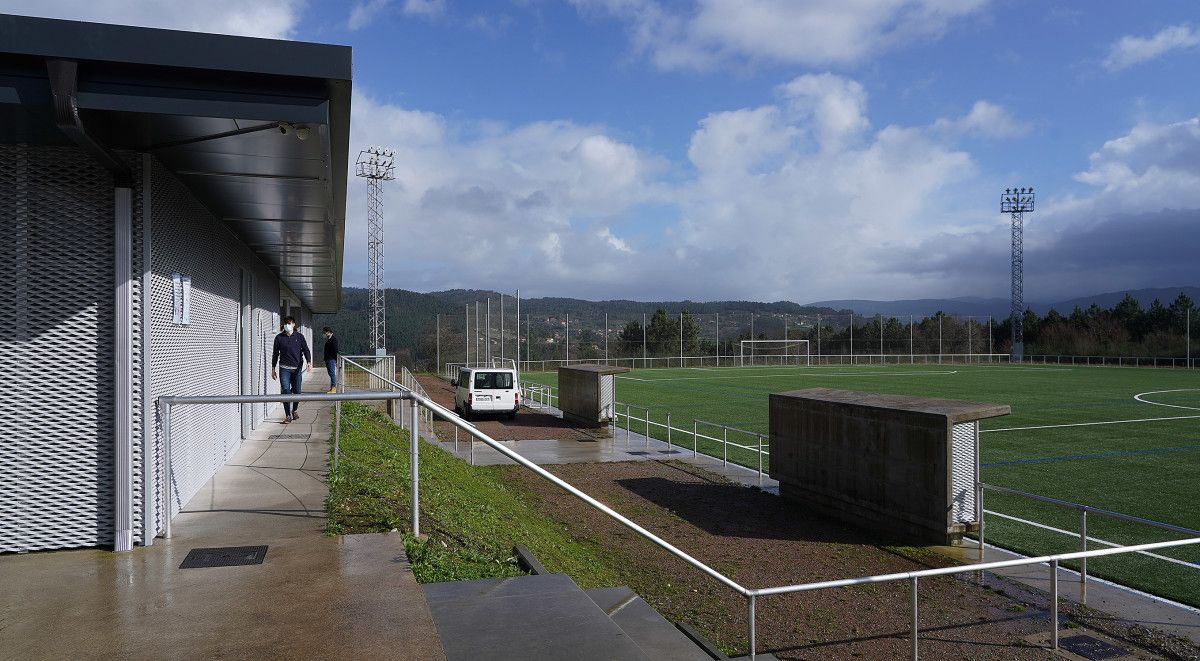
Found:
[0,373,446,660]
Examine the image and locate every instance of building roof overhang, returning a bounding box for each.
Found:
[0,14,351,312]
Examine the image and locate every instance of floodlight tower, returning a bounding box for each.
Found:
[1001,187,1035,362]
[356,146,396,356]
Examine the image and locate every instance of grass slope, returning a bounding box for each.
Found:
[522,363,1200,606]
[326,402,625,586]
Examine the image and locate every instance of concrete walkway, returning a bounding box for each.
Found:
[0,376,446,660]
[435,403,780,494]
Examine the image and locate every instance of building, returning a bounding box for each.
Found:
[0,14,351,552]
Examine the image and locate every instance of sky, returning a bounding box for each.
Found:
[5,0,1200,303]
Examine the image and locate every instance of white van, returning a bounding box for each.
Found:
[452,367,520,419]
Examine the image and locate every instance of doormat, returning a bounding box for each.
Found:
[1059,634,1129,660]
[180,545,269,569]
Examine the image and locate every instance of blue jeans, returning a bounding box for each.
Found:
[279,367,302,416]
[326,359,337,389]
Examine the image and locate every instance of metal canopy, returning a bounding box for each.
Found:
[0,14,351,312]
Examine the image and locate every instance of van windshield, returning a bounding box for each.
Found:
[473,371,513,390]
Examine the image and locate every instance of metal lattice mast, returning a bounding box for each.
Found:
[356,147,395,356]
[1001,187,1034,362]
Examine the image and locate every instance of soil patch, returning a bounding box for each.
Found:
[501,460,1183,660]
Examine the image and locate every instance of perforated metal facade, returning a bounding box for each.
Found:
[145,159,294,535]
[950,421,978,525]
[0,147,317,552]
[0,145,133,552]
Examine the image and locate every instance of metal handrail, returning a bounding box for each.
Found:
[159,361,1200,661]
[982,483,1200,538]
[338,358,749,597]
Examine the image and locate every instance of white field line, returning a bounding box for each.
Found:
[1134,389,1200,412]
[984,510,1199,570]
[983,414,1200,433]
[618,369,958,383]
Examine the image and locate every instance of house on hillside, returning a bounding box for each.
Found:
[0,15,351,552]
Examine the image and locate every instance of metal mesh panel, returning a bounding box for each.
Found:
[147,159,283,528]
[950,421,978,524]
[0,145,117,552]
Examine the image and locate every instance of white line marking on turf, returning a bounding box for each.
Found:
[982,414,1200,433]
[618,370,959,383]
[1134,388,1200,412]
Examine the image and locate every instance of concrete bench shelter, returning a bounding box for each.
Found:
[769,387,1010,544]
[557,364,630,428]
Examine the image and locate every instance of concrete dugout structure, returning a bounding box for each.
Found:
[769,388,1010,545]
[557,365,629,427]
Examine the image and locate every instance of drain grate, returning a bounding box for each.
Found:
[269,434,309,440]
[658,450,682,455]
[180,545,269,569]
[626,451,652,456]
[1059,635,1128,660]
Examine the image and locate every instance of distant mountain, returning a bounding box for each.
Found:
[804,298,1009,318]
[1034,287,1200,315]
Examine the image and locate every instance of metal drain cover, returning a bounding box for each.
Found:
[658,450,682,455]
[626,451,652,456]
[180,545,269,569]
[269,434,308,440]
[1059,634,1128,660]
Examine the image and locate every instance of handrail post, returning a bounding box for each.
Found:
[645,409,650,450]
[1050,559,1059,650]
[1079,510,1088,604]
[757,434,764,487]
[160,399,173,539]
[747,594,756,660]
[667,413,672,452]
[334,397,341,470]
[911,576,919,660]
[977,484,986,583]
[410,397,420,537]
[723,427,728,467]
[693,420,698,458]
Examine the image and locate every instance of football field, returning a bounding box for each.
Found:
[522,363,1200,606]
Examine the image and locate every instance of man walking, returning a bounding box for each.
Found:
[323,326,339,393]
[271,316,312,423]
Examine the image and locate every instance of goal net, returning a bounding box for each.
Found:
[739,339,810,366]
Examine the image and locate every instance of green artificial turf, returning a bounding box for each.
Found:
[522,363,1200,606]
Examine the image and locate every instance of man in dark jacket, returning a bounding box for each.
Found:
[322,326,339,393]
[271,316,312,423]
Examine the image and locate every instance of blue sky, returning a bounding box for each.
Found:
[7,0,1200,303]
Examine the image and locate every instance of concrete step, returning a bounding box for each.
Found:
[422,573,652,661]
[586,587,714,660]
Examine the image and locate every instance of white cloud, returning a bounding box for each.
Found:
[572,0,989,70]
[889,116,1200,300]
[1103,24,1200,72]
[932,100,1031,139]
[403,0,445,17]
[1,0,302,38]
[344,91,666,292]
[348,0,391,30]
[597,227,634,253]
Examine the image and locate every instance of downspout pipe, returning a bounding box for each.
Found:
[48,58,135,551]
[46,59,133,186]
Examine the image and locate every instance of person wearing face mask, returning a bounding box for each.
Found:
[322,326,339,394]
[271,316,312,423]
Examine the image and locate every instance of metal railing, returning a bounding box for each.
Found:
[978,483,1200,604]
[446,353,1012,375]
[158,362,1200,660]
[1024,354,1196,369]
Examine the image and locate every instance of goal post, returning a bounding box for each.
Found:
[739,339,810,367]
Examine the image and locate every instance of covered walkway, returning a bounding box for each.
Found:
[0,384,446,660]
